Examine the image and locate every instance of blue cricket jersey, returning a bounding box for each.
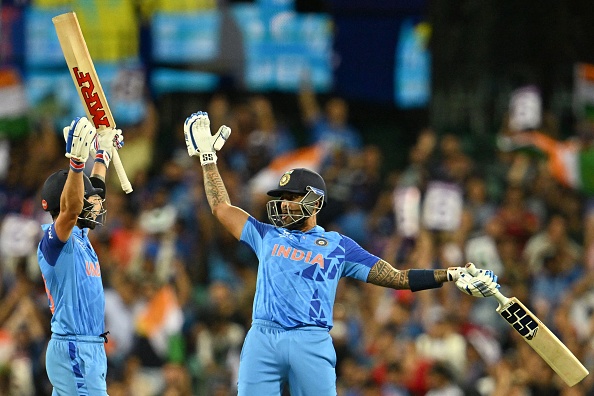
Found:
[240,216,379,329]
[37,223,105,336]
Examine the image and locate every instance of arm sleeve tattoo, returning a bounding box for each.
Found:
[367,260,449,290]
[202,163,230,210]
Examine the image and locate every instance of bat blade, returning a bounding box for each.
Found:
[52,12,133,194]
[496,293,589,386]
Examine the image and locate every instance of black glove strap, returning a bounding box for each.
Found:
[90,176,106,199]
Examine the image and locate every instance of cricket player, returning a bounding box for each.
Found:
[38,117,122,395]
[184,111,498,396]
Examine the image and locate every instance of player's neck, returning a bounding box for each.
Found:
[299,218,317,232]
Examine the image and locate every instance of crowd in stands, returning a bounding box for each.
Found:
[1,87,594,396]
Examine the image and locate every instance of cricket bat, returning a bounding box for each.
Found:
[52,12,133,194]
[471,270,589,387]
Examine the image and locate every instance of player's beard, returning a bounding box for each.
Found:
[77,219,97,230]
[280,205,307,228]
[284,216,307,230]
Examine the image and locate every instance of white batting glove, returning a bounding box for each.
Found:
[63,117,96,170]
[455,263,500,298]
[90,128,124,169]
[184,111,231,165]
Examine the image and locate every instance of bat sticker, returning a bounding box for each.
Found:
[73,67,111,128]
[500,302,539,340]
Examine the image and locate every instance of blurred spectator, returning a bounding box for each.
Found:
[299,80,363,154]
[487,183,540,255]
[429,133,474,185]
[104,272,141,376]
[207,93,233,133]
[381,362,410,396]
[461,174,498,239]
[415,312,467,379]
[531,247,583,323]
[0,259,47,395]
[114,102,157,190]
[190,281,245,393]
[425,362,464,396]
[161,362,193,396]
[523,212,582,274]
[245,95,297,177]
[336,356,371,396]
[398,128,437,190]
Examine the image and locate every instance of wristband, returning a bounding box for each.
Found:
[200,152,217,165]
[94,149,111,168]
[408,269,443,292]
[69,159,85,173]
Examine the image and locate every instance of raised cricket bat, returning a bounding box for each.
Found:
[52,12,133,194]
[472,271,589,387]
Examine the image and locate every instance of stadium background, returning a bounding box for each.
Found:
[1,0,594,395]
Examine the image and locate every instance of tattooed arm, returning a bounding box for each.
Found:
[366,259,449,289]
[202,163,250,240]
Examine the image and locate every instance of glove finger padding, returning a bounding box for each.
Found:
[213,125,231,151]
[455,272,500,298]
[184,113,200,157]
[64,117,96,163]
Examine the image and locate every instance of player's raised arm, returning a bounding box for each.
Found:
[89,125,124,182]
[184,111,249,240]
[54,117,96,241]
[367,261,500,297]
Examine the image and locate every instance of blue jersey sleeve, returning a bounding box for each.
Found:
[341,235,379,282]
[39,224,67,267]
[240,217,274,256]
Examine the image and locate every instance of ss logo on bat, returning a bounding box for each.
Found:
[501,303,539,340]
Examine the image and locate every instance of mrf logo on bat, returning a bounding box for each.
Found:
[73,67,111,128]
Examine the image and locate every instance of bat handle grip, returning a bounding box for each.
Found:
[111,150,133,193]
[492,290,510,308]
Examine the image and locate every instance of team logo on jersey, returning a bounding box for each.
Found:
[279,170,293,186]
[315,238,328,246]
[271,244,325,268]
[86,261,101,277]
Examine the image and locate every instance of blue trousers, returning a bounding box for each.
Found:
[46,334,108,396]
[238,319,337,396]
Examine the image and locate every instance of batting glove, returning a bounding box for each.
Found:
[446,266,468,282]
[455,263,500,298]
[184,111,231,165]
[64,117,96,171]
[91,128,124,169]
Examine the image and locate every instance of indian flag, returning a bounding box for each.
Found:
[248,144,325,196]
[0,68,28,139]
[503,131,594,195]
[136,284,184,359]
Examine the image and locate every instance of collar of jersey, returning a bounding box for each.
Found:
[294,225,325,234]
[72,225,85,238]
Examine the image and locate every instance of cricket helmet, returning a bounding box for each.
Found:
[41,169,105,228]
[266,168,326,228]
